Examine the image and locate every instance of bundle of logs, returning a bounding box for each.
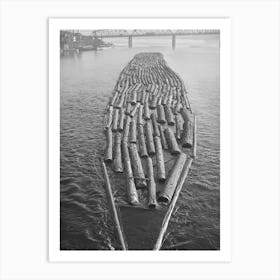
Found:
[103,52,196,208]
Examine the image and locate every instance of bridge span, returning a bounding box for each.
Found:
[91,29,219,49]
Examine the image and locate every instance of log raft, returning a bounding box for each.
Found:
[102,52,197,250]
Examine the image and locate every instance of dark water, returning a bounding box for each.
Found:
[60,35,220,250]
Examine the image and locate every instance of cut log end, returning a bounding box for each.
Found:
[157,195,169,203]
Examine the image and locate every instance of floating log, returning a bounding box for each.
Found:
[116,92,126,109]
[137,105,144,126]
[105,106,113,128]
[138,124,148,158]
[145,120,156,156]
[146,157,157,208]
[164,127,181,155]
[162,91,169,105]
[157,104,166,124]
[130,102,140,118]
[181,120,193,148]
[129,143,147,189]
[180,107,192,123]
[137,89,142,103]
[129,119,137,143]
[110,91,119,106]
[118,107,125,131]
[167,91,173,106]
[157,95,162,106]
[143,99,150,120]
[113,132,123,173]
[175,114,182,140]
[125,101,132,115]
[130,91,137,105]
[150,95,158,109]
[158,124,168,150]
[181,92,191,110]
[154,157,193,250]
[154,136,166,181]
[123,115,131,143]
[174,92,181,114]
[158,152,187,203]
[151,113,160,137]
[122,141,139,205]
[140,91,147,104]
[112,108,119,132]
[100,160,127,250]
[134,83,142,92]
[104,127,113,162]
[164,105,175,126]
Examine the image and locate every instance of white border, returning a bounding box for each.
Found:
[49,18,231,262]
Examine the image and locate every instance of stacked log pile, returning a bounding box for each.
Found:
[103,52,196,207]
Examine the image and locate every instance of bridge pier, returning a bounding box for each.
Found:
[172,34,176,50]
[128,36,132,48]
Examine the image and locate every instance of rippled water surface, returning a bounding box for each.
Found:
[60,34,220,250]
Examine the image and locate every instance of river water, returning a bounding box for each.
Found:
[60,34,220,250]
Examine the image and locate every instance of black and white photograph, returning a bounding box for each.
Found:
[49,18,231,261]
[60,28,220,251]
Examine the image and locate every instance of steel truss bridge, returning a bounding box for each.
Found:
[90,29,219,49]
